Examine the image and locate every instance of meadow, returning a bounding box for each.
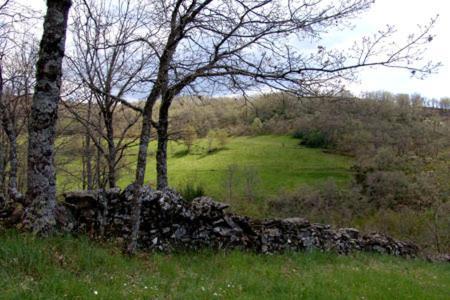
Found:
[1,229,449,300]
[58,135,352,216]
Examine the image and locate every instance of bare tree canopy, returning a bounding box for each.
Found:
[65,0,154,188]
[131,0,438,190]
[0,0,37,201]
[119,0,439,254]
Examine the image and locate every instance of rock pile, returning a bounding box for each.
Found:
[58,186,418,257]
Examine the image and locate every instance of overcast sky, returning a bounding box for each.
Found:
[23,0,450,99]
[344,0,450,99]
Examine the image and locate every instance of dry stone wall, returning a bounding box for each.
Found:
[57,185,418,257]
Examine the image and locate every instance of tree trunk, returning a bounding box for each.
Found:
[126,100,155,255]
[24,0,72,235]
[156,119,169,190]
[125,21,179,253]
[104,111,116,188]
[6,128,19,196]
[0,65,18,199]
[0,105,18,197]
[85,132,93,190]
[0,140,5,196]
[85,98,93,190]
[95,111,103,189]
[156,101,170,190]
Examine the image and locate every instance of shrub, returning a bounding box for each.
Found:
[360,206,450,254]
[251,117,263,134]
[215,129,229,148]
[242,166,260,201]
[267,180,363,225]
[181,125,197,153]
[179,182,205,202]
[293,128,332,148]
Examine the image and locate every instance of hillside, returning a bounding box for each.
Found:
[0,230,449,299]
[57,135,352,216]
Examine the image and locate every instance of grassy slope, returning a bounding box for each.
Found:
[58,135,352,214]
[147,135,352,196]
[0,230,449,299]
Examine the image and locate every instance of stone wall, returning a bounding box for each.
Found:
[57,185,418,257]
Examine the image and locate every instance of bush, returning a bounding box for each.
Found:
[267,180,363,225]
[293,129,332,148]
[251,117,263,134]
[360,206,450,254]
[179,182,205,202]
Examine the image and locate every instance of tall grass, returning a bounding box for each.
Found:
[1,229,449,299]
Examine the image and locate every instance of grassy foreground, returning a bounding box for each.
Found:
[0,230,448,299]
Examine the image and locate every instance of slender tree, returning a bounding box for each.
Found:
[0,0,36,201]
[125,0,438,254]
[146,0,438,190]
[24,0,72,235]
[66,0,153,188]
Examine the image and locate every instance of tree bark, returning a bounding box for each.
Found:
[104,110,116,188]
[85,134,93,190]
[24,0,72,235]
[126,98,156,255]
[156,105,169,190]
[6,126,18,197]
[0,139,5,196]
[0,102,18,195]
[0,58,20,201]
[85,96,93,190]
[95,110,103,189]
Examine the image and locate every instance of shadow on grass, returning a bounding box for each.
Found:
[172,149,190,158]
[198,147,228,159]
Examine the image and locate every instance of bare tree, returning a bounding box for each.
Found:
[125,0,438,254]
[24,0,72,235]
[0,38,36,201]
[141,0,438,190]
[66,0,154,188]
[0,0,36,201]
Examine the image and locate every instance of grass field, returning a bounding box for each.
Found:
[0,230,448,299]
[58,135,352,215]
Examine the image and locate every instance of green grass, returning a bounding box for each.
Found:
[147,135,352,197]
[1,229,449,299]
[58,135,352,215]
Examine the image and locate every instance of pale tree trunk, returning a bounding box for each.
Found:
[126,99,155,254]
[24,0,72,235]
[126,15,180,253]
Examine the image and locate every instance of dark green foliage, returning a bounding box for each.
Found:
[179,182,205,202]
[293,129,332,148]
